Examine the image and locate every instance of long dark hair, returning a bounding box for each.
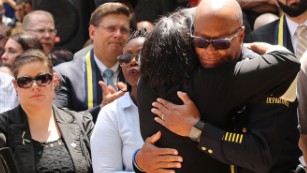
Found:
[140,8,199,88]
[11,33,43,51]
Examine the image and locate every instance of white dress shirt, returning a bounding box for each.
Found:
[91,92,144,173]
[0,72,18,113]
[94,54,120,85]
[285,16,307,55]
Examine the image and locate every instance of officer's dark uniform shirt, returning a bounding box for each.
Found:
[137,48,301,173]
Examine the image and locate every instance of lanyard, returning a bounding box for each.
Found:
[274,15,288,47]
[84,49,98,109]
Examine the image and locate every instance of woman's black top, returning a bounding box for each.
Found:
[33,137,75,173]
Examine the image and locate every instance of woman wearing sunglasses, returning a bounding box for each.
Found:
[1,33,43,66]
[91,29,147,172]
[0,50,94,172]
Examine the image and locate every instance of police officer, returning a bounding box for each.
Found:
[134,0,301,172]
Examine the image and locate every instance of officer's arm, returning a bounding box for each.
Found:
[197,100,296,172]
[231,48,300,104]
[198,47,300,108]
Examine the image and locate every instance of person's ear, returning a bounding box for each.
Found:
[52,72,60,87]
[89,24,96,40]
[239,26,245,43]
[12,78,18,92]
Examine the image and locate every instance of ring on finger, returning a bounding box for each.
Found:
[161,114,165,121]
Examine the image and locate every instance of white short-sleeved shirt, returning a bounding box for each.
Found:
[91,92,144,173]
[0,72,18,113]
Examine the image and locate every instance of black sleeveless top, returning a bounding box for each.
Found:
[32,138,75,173]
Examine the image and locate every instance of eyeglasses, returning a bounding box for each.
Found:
[97,25,131,35]
[118,53,141,66]
[16,73,53,88]
[191,27,244,50]
[26,28,58,36]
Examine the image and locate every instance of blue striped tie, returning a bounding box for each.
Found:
[103,69,114,88]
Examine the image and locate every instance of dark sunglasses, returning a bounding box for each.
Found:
[191,27,244,50]
[117,53,141,66]
[16,73,53,88]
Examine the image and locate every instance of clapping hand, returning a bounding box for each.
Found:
[99,81,127,107]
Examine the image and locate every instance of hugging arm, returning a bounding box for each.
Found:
[153,92,296,172]
[197,102,294,172]
[196,46,300,107]
[232,46,299,102]
[133,131,182,173]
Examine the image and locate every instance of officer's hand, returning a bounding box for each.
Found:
[135,131,183,173]
[99,81,126,107]
[152,91,200,137]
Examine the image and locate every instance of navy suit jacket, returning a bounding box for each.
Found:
[246,19,294,53]
[54,49,125,122]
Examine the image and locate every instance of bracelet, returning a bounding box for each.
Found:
[132,149,145,172]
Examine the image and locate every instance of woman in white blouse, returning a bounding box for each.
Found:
[91,29,147,172]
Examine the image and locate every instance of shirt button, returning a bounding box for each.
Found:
[208,149,213,154]
[201,147,207,151]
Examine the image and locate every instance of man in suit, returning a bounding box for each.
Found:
[247,0,306,55]
[54,2,135,122]
[248,0,307,168]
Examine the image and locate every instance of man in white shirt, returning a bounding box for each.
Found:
[0,71,18,113]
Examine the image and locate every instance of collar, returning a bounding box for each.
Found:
[118,92,137,109]
[53,105,74,124]
[286,16,307,37]
[93,53,119,74]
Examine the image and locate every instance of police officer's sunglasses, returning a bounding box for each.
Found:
[191,26,244,50]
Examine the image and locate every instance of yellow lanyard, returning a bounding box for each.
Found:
[275,15,288,47]
[84,50,98,109]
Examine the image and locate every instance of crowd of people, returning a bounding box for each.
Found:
[0,0,306,173]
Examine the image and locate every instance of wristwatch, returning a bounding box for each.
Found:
[188,120,205,142]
